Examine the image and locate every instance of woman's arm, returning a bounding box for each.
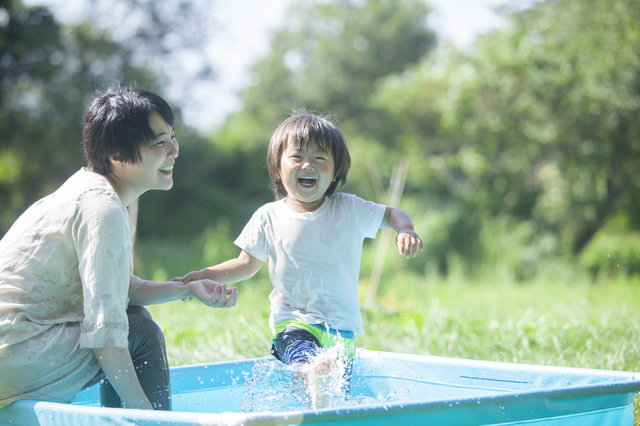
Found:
[174,250,264,285]
[381,206,424,258]
[92,347,153,410]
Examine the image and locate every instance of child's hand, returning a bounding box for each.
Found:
[173,269,210,302]
[173,269,209,285]
[188,280,238,308]
[396,230,424,259]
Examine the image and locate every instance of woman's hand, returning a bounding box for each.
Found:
[173,269,210,302]
[92,347,154,410]
[188,279,238,308]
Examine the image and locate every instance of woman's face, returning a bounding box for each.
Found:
[115,110,179,198]
[279,141,335,213]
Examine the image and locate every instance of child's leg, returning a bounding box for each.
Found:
[272,326,331,407]
[271,323,354,409]
[305,352,336,408]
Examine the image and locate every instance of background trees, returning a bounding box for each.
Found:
[217,0,435,147]
[372,0,640,276]
[2,0,639,281]
[0,0,156,232]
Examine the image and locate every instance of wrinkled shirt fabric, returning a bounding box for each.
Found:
[0,169,141,407]
[235,193,386,336]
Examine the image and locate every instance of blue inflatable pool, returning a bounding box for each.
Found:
[1,349,639,425]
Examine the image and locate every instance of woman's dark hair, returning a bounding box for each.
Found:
[83,86,174,176]
[267,113,351,200]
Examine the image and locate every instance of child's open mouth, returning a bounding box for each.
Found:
[298,176,317,188]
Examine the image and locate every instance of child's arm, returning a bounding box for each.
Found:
[175,250,264,285]
[381,207,424,258]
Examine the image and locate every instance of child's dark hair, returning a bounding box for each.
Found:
[267,113,351,200]
[83,85,174,177]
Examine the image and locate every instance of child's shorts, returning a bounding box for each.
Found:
[270,320,356,365]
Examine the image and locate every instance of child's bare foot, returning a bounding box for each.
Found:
[307,357,334,409]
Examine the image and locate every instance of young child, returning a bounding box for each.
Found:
[176,113,423,408]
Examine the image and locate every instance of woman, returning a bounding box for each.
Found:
[0,86,238,410]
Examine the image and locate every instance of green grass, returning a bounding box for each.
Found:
[137,238,640,422]
[147,276,640,371]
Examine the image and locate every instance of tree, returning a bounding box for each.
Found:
[373,0,640,268]
[80,0,219,119]
[0,0,156,234]
[215,0,436,151]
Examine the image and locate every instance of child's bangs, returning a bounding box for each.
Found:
[287,123,344,156]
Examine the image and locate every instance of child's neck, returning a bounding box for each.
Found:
[284,196,326,213]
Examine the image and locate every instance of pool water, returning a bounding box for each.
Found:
[241,355,413,412]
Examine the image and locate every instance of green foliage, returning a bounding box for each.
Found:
[279,0,435,122]
[0,0,156,234]
[205,0,437,230]
[373,0,640,273]
[4,0,640,288]
[81,0,218,114]
[580,212,640,277]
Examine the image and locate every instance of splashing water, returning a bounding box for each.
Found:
[241,345,413,412]
[241,359,311,412]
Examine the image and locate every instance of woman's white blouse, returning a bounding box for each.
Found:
[0,169,141,406]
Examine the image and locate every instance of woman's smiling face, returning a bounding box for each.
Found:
[131,110,179,192]
[109,110,179,206]
[279,141,335,213]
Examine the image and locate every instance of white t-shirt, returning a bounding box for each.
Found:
[235,193,386,336]
[0,168,140,406]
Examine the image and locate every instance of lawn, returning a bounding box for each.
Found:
[148,274,640,371]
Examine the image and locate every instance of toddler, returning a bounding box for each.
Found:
[176,113,423,407]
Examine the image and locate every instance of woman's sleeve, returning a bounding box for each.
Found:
[73,192,134,349]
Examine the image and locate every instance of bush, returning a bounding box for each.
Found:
[581,232,640,278]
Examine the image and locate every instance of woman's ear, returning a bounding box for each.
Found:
[109,157,126,169]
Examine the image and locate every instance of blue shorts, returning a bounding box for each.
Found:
[270,320,356,365]
[270,320,355,393]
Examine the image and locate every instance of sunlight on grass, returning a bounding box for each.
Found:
[147,275,640,372]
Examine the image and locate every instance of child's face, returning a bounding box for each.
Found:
[279,141,335,212]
